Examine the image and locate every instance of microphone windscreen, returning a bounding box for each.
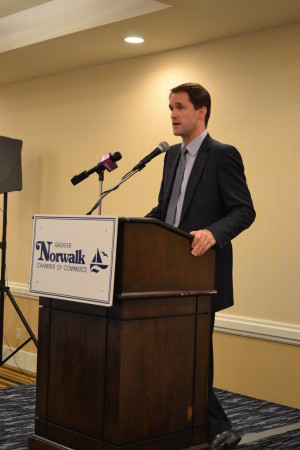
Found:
[111,151,122,162]
[158,141,169,153]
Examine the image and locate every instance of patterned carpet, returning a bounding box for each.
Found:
[216,389,300,449]
[0,384,299,449]
[0,384,36,450]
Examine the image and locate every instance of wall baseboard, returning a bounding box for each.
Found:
[3,345,37,373]
[9,282,300,346]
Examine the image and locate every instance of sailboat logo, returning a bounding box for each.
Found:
[90,249,109,273]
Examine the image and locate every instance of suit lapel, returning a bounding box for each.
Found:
[180,134,211,223]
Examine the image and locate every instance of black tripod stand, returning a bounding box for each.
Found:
[0,192,38,366]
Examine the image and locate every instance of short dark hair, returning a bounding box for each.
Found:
[170,83,211,126]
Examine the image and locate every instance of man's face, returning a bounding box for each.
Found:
[169,91,206,144]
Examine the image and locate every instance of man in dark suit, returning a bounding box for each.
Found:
[146,83,255,450]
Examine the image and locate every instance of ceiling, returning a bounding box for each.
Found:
[1,0,300,87]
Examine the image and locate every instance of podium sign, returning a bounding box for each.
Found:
[29,215,118,306]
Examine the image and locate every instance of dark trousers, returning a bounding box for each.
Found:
[207,313,232,438]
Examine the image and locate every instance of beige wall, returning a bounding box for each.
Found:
[0,22,299,405]
[3,296,38,355]
[214,332,300,409]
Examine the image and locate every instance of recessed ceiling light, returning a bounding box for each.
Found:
[124,36,144,44]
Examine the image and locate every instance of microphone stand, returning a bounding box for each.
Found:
[97,169,104,215]
[94,165,109,215]
[87,168,140,216]
[72,153,122,215]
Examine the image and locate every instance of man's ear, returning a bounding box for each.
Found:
[198,106,207,122]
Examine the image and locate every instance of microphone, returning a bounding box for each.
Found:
[132,141,169,171]
[71,151,122,185]
[86,141,170,215]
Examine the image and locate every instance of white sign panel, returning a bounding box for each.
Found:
[29,215,118,306]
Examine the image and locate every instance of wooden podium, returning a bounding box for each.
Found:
[28,218,216,450]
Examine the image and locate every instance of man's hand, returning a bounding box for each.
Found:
[190,229,216,256]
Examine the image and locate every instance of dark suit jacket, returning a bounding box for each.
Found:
[146,133,256,312]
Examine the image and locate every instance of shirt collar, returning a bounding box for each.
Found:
[183,130,208,156]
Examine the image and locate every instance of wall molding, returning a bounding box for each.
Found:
[10,281,38,300]
[215,313,300,346]
[9,282,300,346]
